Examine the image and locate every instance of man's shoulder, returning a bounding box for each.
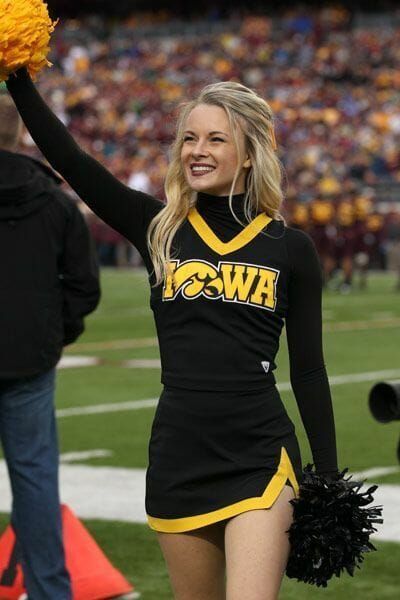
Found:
[50,188,86,222]
[7,150,63,185]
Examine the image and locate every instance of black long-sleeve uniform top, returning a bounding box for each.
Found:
[6,69,338,476]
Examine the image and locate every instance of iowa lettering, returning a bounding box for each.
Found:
[163,260,279,311]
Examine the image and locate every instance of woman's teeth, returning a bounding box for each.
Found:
[191,166,215,175]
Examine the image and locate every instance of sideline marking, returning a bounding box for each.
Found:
[57,398,158,418]
[66,337,157,352]
[352,466,400,479]
[60,449,113,463]
[0,461,397,542]
[56,368,400,418]
[65,317,400,354]
[324,317,400,332]
[122,359,161,368]
[59,356,100,368]
[57,356,162,369]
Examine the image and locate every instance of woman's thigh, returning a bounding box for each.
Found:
[157,521,226,600]
[225,485,295,600]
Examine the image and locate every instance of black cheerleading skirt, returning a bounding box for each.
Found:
[146,385,302,533]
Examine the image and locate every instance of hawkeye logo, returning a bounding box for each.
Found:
[163,260,279,311]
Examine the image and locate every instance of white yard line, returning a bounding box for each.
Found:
[122,359,161,368]
[371,312,396,320]
[58,356,101,368]
[324,317,400,332]
[324,369,400,385]
[91,307,150,319]
[0,461,397,541]
[57,398,159,418]
[66,337,158,352]
[65,317,400,354]
[60,449,113,463]
[352,466,400,479]
[57,356,162,369]
[56,368,400,418]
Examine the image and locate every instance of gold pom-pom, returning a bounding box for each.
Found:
[0,0,58,82]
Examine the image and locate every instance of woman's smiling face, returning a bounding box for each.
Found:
[181,104,249,196]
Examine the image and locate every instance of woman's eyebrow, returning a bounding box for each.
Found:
[184,129,229,136]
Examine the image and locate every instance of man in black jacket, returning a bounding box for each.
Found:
[0,92,100,599]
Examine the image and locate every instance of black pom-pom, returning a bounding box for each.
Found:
[285,465,384,588]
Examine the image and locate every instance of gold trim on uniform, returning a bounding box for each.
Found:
[188,208,272,255]
[147,446,299,533]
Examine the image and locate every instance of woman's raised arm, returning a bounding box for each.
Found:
[6,68,163,254]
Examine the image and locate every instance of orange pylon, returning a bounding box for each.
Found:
[0,505,134,600]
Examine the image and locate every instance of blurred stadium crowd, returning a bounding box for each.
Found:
[16,5,400,289]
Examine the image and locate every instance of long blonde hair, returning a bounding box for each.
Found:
[147,81,284,285]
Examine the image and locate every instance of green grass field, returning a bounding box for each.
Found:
[1,269,400,599]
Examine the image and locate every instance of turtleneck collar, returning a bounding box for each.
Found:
[194,191,264,243]
[193,191,281,244]
[196,191,249,221]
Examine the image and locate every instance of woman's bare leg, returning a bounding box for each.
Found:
[225,485,295,600]
[157,521,226,600]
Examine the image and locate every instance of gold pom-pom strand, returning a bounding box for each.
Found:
[0,0,58,82]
